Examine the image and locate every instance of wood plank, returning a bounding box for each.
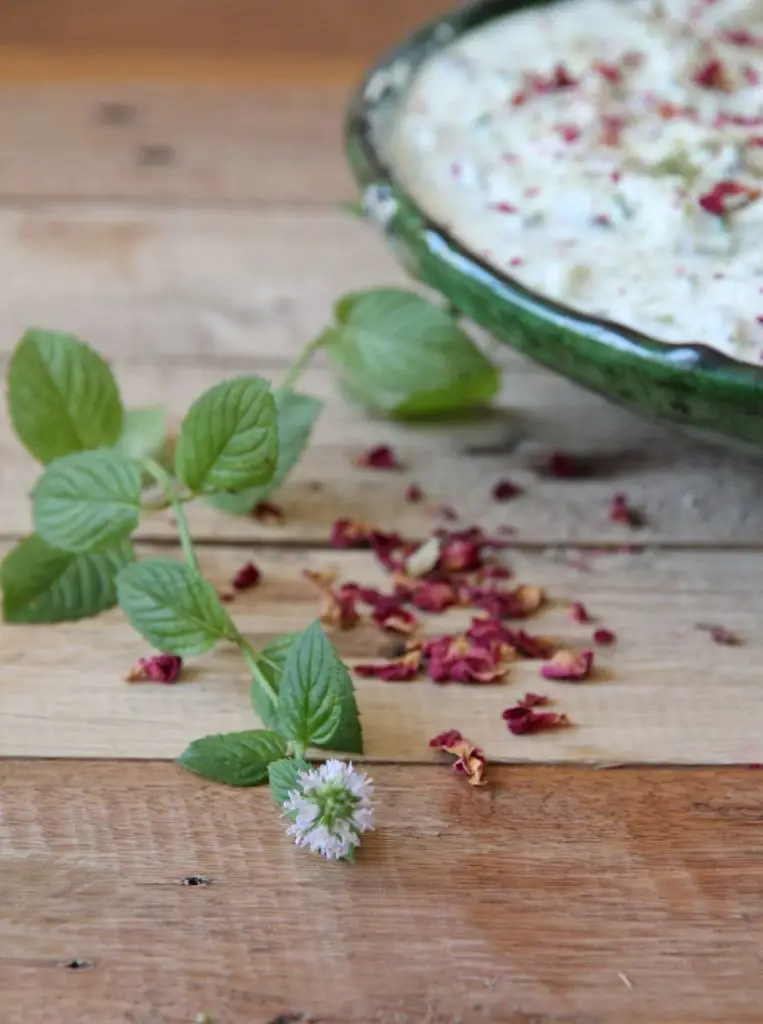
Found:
[0,85,354,203]
[2,760,763,1024]
[2,544,762,763]
[1,203,763,545]
[0,0,445,61]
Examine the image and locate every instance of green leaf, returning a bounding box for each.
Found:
[250,631,300,729]
[177,729,288,786]
[277,621,346,749]
[174,376,278,495]
[117,406,167,462]
[116,558,239,656]
[207,388,323,516]
[1,533,134,624]
[7,329,123,464]
[326,288,500,419]
[268,756,310,807]
[32,449,142,554]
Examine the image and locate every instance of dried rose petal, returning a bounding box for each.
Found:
[569,600,594,624]
[537,451,594,479]
[593,628,616,646]
[492,479,524,502]
[369,529,406,572]
[540,649,594,682]
[356,444,403,471]
[319,588,360,631]
[693,58,730,91]
[696,622,742,646]
[405,483,424,503]
[608,493,645,528]
[232,561,261,591]
[354,650,422,682]
[330,518,370,550]
[502,702,569,735]
[302,566,340,590]
[410,580,458,613]
[424,633,509,684]
[429,730,487,786]
[251,501,284,524]
[479,564,513,581]
[126,654,183,684]
[372,601,419,635]
[699,180,759,217]
[518,692,550,708]
[469,583,544,619]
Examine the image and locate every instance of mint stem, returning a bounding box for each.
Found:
[281,332,330,392]
[142,455,200,573]
[239,639,278,709]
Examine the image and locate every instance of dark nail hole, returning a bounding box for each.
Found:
[97,102,138,126]
[136,143,176,167]
[62,958,91,970]
[182,875,212,886]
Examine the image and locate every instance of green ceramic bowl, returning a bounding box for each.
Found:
[345,0,763,453]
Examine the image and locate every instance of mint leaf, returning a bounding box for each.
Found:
[250,631,300,729]
[207,388,323,516]
[116,558,239,656]
[32,449,142,554]
[325,288,500,418]
[174,376,278,495]
[277,621,345,749]
[7,329,123,464]
[178,729,287,786]
[268,756,310,807]
[117,406,167,462]
[1,533,134,623]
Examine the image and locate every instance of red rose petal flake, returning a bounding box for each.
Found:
[468,583,544,620]
[355,650,422,681]
[502,699,569,735]
[251,501,284,524]
[593,628,616,646]
[410,580,458,613]
[608,492,646,528]
[330,518,371,550]
[699,180,759,216]
[126,654,183,684]
[232,561,261,591]
[429,729,487,786]
[372,601,419,635]
[593,60,622,83]
[537,451,594,479]
[405,483,424,503]
[355,444,404,471]
[693,57,730,91]
[518,692,550,708]
[423,633,510,684]
[569,600,594,624]
[492,478,524,502]
[540,649,594,682]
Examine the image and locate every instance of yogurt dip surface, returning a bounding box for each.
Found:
[388,0,763,364]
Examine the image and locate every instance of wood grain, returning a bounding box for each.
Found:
[2,760,763,1024]
[2,543,761,763]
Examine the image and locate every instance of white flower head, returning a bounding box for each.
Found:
[282,760,374,861]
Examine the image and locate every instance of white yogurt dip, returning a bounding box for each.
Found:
[388,0,763,364]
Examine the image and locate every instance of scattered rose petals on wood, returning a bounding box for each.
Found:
[126,654,183,684]
[593,628,616,646]
[429,729,487,786]
[355,444,403,470]
[540,649,594,681]
[232,561,261,591]
[251,500,284,524]
[492,479,524,502]
[405,483,424,503]
[608,492,646,528]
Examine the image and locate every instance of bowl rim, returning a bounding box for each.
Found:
[344,0,763,390]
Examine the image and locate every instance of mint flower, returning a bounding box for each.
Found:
[282,760,374,860]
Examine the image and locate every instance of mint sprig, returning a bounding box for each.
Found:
[2,282,500,860]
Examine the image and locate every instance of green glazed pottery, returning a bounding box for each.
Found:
[344,0,763,452]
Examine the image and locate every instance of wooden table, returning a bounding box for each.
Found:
[3,3,763,1021]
